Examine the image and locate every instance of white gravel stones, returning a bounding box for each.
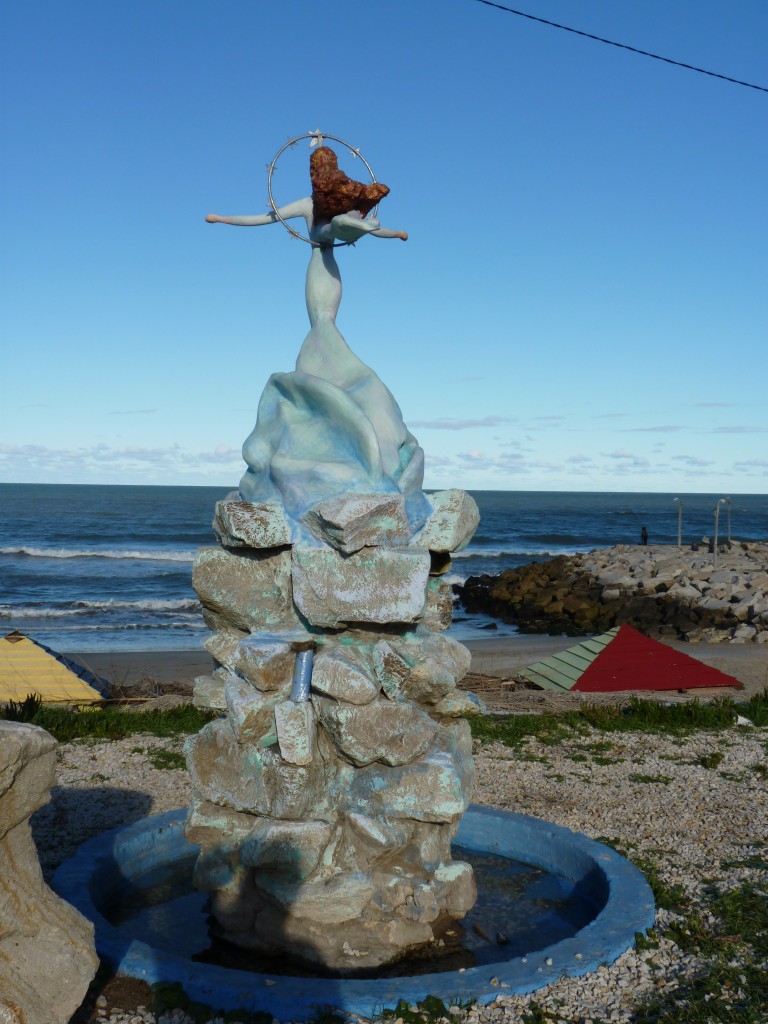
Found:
[31,713,768,1024]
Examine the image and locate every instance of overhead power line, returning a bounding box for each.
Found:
[475,0,768,94]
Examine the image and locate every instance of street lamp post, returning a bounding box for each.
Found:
[673,497,683,548]
[713,498,726,567]
[724,496,732,545]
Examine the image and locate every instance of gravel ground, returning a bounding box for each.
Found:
[29,717,768,1024]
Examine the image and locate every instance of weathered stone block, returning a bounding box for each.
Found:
[185,719,269,815]
[345,812,412,853]
[225,675,286,746]
[235,632,311,691]
[258,870,376,923]
[431,690,486,717]
[204,626,248,670]
[422,577,453,631]
[193,546,298,633]
[186,719,337,821]
[301,492,410,554]
[274,700,315,765]
[372,640,411,701]
[213,499,291,549]
[185,797,255,848]
[312,648,380,704]
[291,545,431,627]
[315,697,436,767]
[241,818,332,879]
[435,860,477,916]
[411,489,479,553]
[0,723,98,1024]
[386,632,472,704]
[339,726,474,823]
[192,673,227,711]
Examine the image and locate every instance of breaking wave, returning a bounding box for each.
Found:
[0,598,201,620]
[0,546,196,562]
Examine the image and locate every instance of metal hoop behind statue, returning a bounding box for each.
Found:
[267,131,380,248]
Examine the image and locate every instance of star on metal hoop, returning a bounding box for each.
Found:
[266,131,379,248]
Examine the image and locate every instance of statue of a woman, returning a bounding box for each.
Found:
[207,146,429,530]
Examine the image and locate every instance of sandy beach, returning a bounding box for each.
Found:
[66,635,767,701]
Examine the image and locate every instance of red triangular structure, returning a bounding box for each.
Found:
[572,625,742,693]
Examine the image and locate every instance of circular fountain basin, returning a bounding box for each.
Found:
[53,806,654,1019]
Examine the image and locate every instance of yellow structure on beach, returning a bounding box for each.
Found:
[0,631,106,705]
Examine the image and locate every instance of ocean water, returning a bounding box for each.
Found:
[1,483,766,653]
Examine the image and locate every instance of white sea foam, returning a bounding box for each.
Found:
[443,572,466,588]
[27,622,208,632]
[0,546,196,562]
[453,545,589,560]
[0,599,201,619]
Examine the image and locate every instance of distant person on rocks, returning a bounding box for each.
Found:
[641,526,648,546]
[690,540,699,551]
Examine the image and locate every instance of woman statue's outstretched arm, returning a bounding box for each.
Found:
[312,212,408,245]
[205,197,312,226]
[370,226,408,241]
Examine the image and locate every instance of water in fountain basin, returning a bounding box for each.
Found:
[103,846,599,979]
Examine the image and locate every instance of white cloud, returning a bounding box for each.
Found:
[712,425,768,434]
[671,455,714,467]
[622,425,686,433]
[410,415,514,430]
[108,409,158,415]
[603,449,650,468]
[0,442,243,480]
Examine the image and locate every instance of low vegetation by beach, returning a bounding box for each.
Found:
[3,686,765,1024]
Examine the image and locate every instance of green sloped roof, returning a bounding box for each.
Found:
[518,627,620,692]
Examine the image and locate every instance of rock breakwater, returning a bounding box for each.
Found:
[459,542,768,643]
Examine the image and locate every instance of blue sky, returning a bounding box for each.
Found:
[3,0,766,493]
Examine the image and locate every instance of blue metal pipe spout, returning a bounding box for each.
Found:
[290,647,314,702]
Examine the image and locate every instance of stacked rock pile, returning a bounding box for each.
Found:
[459,542,768,643]
[185,488,485,970]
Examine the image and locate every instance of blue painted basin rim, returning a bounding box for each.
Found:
[53,806,655,1019]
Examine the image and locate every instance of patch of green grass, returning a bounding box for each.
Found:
[632,856,688,912]
[749,762,768,779]
[469,712,581,749]
[470,688,768,751]
[631,963,768,1023]
[592,755,624,765]
[696,750,724,769]
[379,996,474,1024]
[575,739,614,754]
[634,928,660,952]
[567,752,589,762]
[146,748,186,771]
[629,773,672,785]
[1,693,44,721]
[149,981,271,1024]
[0,700,218,743]
[631,879,768,1023]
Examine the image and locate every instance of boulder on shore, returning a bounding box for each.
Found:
[457,542,768,643]
[0,722,98,1024]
